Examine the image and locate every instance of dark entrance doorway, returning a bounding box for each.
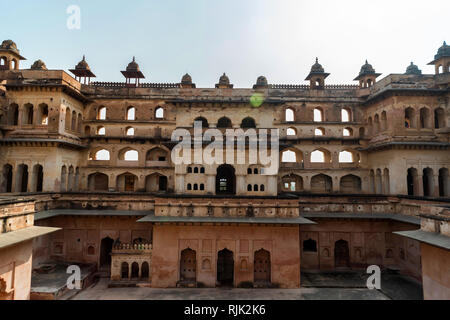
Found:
[100,237,114,268]
[334,240,350,268]
[180,248,196,282]
[217,248,234,286]
[254,249,271,283]
[216,164,236,195]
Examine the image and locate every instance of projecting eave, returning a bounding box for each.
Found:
[137,215,316,225]
[394,229,450,250]
[0,226,60,250]
[301,212,421,225]
[34,209,154,221]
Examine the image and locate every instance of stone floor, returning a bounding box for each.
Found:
[71,270,423,300]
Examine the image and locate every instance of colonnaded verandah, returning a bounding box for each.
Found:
[0,39,449,300]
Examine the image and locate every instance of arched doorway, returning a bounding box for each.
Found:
[217,248,234,286]
[334,240,350,268]
[121,262,129,279]
[216,164,236,195]
[131,262,139,279]
[99,237,114,268]
[141,262,149,280]
[254,249,271,284]
[180,248,196,282]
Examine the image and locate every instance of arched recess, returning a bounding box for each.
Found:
[334,240,350,268]
[422,168,434,197]
[341,108,351,122]
[339,174,361,193]
[281,148,303,164]
[97,106,107,120]
[434,107,445,129]
[146,147,169,162]
[380,111,387,131]
[180,248,197,282]
[310,174,332,193]
[37,103,49,125]
[281,174,303,192]
[405,107,416,128]
[89,149,110,161]
[121,262,129,279]
[1,164,13,193]
[217,117,232,128]
[145,173,168,192]
[23,103,34,125]
[310,148,331,163]
[285,108,295,122]
[100,237,114,267]
[194,117,209,128]
[8,103,19,125]
[31,164,44,192]
[407,168,418,196]
[60,165,67,192]
[313,107,323,122]
[155,107,164,119]
[438,168,449,197]
[383,168,390,194]
[254,249,271,283]
[419,107,431,129]
[339,150,359,163]
[240,117,256,128]
[88,172,109,191]
[127,106,136,120]
[216,164,236,195]
[116,172,137,192]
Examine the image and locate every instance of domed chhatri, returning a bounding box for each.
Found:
[121,56,145,86]
[305,58,330,89]
[0,40,19,53]
[30,59,48,70]
[428,41,450,74]
[69,55,96,83]
[180,73,196,88]
[405,62,422,75]
[75,55,90,70]
[216,73,233,88]
[354,60,381,87]
[359,60,376,75]
[253,75,268,89]
[126,56,140,72]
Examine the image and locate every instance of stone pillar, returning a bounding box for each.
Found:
[433,174,440,197]
[236,174,245,195]
[332,176,339,192]
[416,173,423,196]
[303,152,311,169]
[304,175,311,192]
[109,174,116,192]
[206,174,215,194]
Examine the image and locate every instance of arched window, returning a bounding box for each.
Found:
[187,183,192,190]
[38,103,49,125]
[253,184,258,192]
[381,111,387,131]
[314,128,324,136]
[23,103,34,125]
[247,168,252,174]
[434,108,445,129]
[127,107,136,120]
[241,117,256,128]
[338,151,354,163]
[200,184,205,190]
[260,184,265,192]
[310,150,325,163]
[92,149,110,161]
[123,150,138,161]
[194,117,209,128]
[97,106,106,120]
[71,110,77,130]
[341,108,351,122]
[253,168,258,174]
[155,107,164,119]
[247,184,252,191]
[285,108,294,122]
[126,127,135,136]
[217,117,232,128]
[281,150,296,162]
[194,184,198,190]
[420,107,431,129]
[200,167,205,173]
[313,108,323,122]
[405,107,415,128]
[96,126,105,135]
[343,128,352,137]
[187,167,192,173]
[194,167,199,173]
[286,128,296,136]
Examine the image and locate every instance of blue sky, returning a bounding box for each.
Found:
[1,0,449,87]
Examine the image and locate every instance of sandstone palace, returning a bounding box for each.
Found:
[0,39,449,300]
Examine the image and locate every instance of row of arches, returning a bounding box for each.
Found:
[285,126,364,138]
[367,111,388,134]
[281,148,359,164]
[285,107,352,123]
[193,116,256,129]
[60,165,80,192]
[187,183,205,191]
[0,163,44,193]
[281,173,362,193]
[0,55,18,70]
[120,261,150,280]
[369,168,390,194]
[180,248,271,285]
[407,167,449,197]
[88,172,168,192]
[187,166,205,174]
[64,108,83,133]
[89,147,169,162]
[96,106,164,120]
[405,106,445,129]
[247,184,265,192]
[5,103,49,126]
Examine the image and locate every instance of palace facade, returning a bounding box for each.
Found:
[0,39,449,298]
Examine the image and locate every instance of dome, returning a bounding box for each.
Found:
[75,55,90,70]
[219,73,230,85]
[181,73,192,84]
[310,57,325,73]
[359,60,376,75]
[30,59,47,70]
[434,41,450,60]
[405,62,422,75]
[256,76,268,86]
[126,56,140,72]
[0,40,18,53]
